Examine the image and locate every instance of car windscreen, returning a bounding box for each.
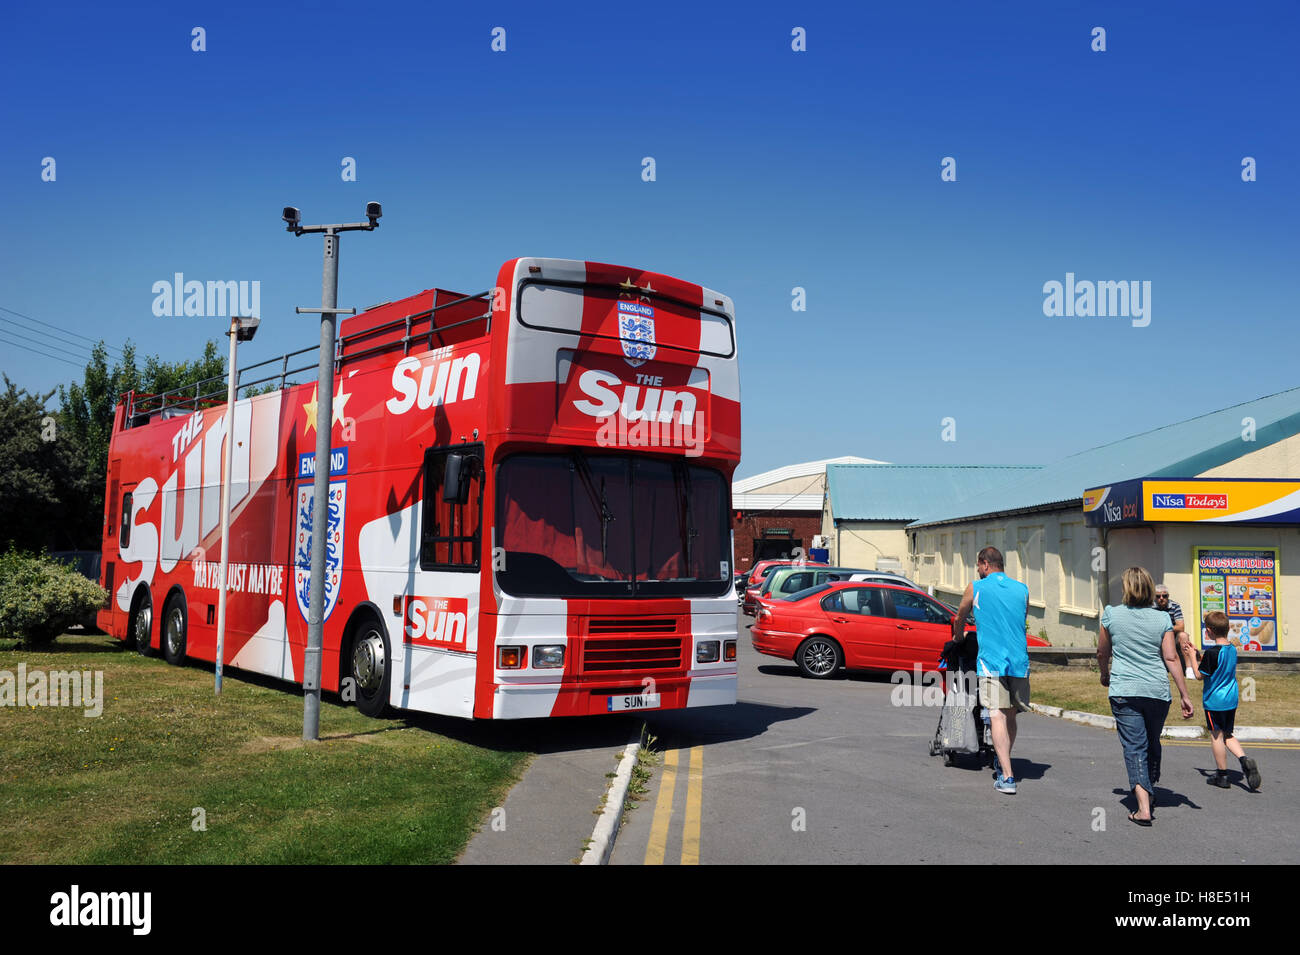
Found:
[778,583,833,603]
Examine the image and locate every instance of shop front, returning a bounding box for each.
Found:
[1083,478,1300,652]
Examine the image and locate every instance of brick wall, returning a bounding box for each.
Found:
[732,510,824,569]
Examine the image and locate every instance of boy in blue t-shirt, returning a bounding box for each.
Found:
[1197,611,1261,791]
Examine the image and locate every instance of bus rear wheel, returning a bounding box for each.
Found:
[349,616,391,718]
[162,593,188,666]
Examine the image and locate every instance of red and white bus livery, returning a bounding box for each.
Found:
[97,258,741,719]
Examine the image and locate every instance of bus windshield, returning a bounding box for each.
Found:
[495,452,730,598]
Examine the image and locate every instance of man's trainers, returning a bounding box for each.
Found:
[1241,757,1262,791]
[994,773,1017,794]
[1207,772,1231,788]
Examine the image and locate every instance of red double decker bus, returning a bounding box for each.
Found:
[97,258,741,719]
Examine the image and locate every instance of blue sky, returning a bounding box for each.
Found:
[3,1,1296,479]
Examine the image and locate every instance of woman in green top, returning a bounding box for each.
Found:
[1097,566,1194,826]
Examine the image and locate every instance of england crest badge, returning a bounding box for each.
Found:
[294,481,346,622]
[617,301,657,368]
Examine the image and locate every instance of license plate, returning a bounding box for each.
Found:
[607,693,661,712]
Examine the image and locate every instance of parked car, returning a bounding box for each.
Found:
[755,566,867,612]
[848,571,921,589]
[741,558,828,616]
[734,572,748,603]
[750,580,1049,678]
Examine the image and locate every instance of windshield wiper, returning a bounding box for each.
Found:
[678,463,698,572]
[572,452,615,562]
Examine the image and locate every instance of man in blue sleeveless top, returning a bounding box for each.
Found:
[953,547,1030,794]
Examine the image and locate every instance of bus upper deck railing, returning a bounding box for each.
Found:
[121,290,493,429]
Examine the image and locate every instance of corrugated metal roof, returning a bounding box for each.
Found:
[909,386,1300,526]
[827,465,1042,521]
[733,493,824,512]
[732,456,885,493]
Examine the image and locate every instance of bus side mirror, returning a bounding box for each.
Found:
[444,454,465,504]
[443,453,477,505]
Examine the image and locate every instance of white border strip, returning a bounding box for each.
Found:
[580,739,640,865]
[1028,702,1300,741]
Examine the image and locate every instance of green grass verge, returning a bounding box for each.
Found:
[0,634,528,864]
[1031,666,1300,726]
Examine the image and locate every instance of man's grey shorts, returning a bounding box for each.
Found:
[980,676,1031,712]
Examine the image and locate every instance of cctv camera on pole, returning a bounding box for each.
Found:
[284,203,381,741]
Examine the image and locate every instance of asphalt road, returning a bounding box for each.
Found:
[610,610,1299,865]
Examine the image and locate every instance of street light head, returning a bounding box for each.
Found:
[366,201,382,227]
[282,206,301,231]
[232,315,260,342]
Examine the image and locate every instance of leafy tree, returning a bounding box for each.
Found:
[0,378,81,550]
[56,340,227,549]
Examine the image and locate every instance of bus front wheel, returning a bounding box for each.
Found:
[349,616,391,719]
[131,590,154,657]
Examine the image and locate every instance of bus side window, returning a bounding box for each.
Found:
[421,445,483,571]
[119,492,133,548]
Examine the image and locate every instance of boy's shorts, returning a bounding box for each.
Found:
[980,675,1031,712]
[1205,708,1237,736]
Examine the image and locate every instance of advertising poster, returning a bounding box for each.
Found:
[1192,547,1279,651]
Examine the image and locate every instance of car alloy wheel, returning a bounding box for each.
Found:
[797,636,841,679]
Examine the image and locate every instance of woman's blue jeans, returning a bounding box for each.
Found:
[1109,696,1170,794]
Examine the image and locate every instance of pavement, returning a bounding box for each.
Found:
[457,715,641,864]
[460,609,1300,864]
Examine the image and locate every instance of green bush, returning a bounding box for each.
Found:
[0,549,107,646]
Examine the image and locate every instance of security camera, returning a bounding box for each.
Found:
[282,206,301,231]
[233,316,261,342]
[366,201,382,226]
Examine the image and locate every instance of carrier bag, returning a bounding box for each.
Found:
[939,673,980,754]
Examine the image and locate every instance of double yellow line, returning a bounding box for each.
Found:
[644,746,704,865]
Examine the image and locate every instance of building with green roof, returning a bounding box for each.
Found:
[902,387,1300,648]
[821,465,1042,574]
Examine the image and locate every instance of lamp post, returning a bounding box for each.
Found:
[283,202,381,741]
[215,315,260,694]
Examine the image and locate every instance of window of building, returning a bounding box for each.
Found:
[1017,525,1044,604]
[1059,521,1098,613]
[958,530,975,587]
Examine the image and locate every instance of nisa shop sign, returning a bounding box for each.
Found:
[1150,492,1229,511]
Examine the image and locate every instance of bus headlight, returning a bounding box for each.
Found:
[533,645,565,668]
[696,641,720,664]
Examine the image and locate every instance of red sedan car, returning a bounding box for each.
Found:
[751,580,1049,678]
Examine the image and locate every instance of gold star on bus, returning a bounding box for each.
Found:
[303,386,319,434]
[618,277,639,298]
